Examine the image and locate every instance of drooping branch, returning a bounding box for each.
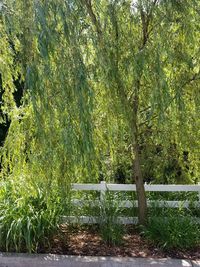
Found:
[140,0,158,50]
[83,0,103,42]
[139,72,200,127]
[83,0,130,118]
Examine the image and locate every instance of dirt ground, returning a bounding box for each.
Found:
[41,225,200,260]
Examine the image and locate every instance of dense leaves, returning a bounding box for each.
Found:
[0,0,199,218]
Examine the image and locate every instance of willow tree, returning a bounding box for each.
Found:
[80,0,200,224]
[0,0,200,225]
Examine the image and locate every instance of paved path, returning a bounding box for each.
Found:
[0,253,199,267]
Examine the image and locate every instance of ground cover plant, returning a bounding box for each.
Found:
[0,0,200,256]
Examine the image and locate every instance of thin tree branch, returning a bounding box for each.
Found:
[139,0,158,50]
[83,0,102,41]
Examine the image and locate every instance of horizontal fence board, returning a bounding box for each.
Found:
[71,183,200,192]
[62,216,138,225]
[147,200,200,208]
[144,184,200,192]
[71,199,200,208]
[62,215,200,225]
[72,184,103,191]
[106,184,136,191]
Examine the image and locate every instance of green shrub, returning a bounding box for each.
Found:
[143,210,200,250]
[0,184,62,253]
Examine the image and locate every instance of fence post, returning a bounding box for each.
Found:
[100,181,107,201]
[198,183,200,203]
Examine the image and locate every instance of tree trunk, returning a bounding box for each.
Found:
[133,142,147,225]
[132,80,147,225]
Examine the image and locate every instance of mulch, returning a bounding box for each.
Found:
[40,225,200,260]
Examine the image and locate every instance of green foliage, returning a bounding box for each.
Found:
[0,0,200,188]
[143,208,200,250]
[0,181,62,253]
[0,0,200,240]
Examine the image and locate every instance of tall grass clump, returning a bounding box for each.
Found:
[98,192,125,246]
[143,205,200,250]
[0,181,62,253]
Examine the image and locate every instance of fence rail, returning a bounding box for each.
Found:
[62,182,200,225]
[72,182,200,192]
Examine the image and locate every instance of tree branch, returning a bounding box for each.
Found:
[83,0,103,42]
[139,0,158,50]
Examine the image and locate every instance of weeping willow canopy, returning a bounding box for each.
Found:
[0,0,200,201]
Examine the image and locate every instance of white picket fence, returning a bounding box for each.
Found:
[62,181,200,225]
